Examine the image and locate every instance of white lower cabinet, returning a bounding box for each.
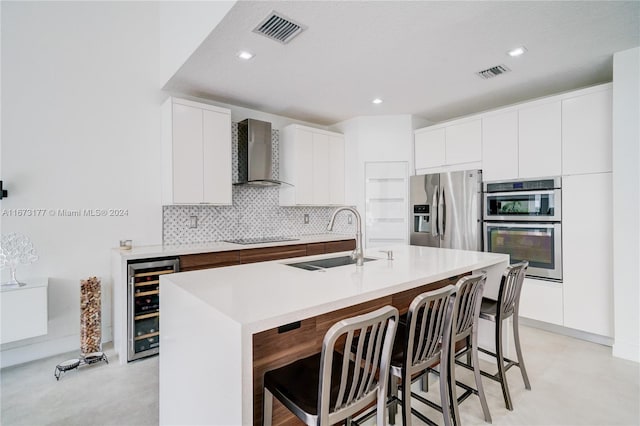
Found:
[520,173,613,338]
[0,279,48,344]
[519,278,564,326]
[562,173,613,337]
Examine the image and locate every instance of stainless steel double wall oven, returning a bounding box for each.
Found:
[483,177,562,281]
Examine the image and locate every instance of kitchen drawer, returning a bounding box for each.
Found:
[306,242,326,256]
[240,244,308,264]
[179,251,240,271]
[518,278,563,326]
[325,239,356,253]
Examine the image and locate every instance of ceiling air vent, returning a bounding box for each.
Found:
[253,11,305,44]
[476,64,511,80]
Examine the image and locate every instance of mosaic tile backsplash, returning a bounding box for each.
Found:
[163,124,355,245]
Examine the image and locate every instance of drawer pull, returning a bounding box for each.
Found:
[278,321,301,334]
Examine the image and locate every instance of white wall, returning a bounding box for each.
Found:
[159,1,236,87]
[0,2,166,367]
[0,1,333,368]
[612,46,640,363]
[331,115,424,245]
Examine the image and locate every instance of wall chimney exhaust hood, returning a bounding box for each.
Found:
[235,119,289,187]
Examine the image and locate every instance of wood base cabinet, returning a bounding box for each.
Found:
[178,239,356,272]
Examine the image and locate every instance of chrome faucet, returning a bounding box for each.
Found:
[327,207,364,266]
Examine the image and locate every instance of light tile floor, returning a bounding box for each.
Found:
[1,325,638,426]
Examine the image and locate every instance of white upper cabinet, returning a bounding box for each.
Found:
[328,135,346,205]
[162,98,232,205]
[518,101,562,179]
[482,110,519,181]
[279,124,345,206]
[414,120,480,172]
[445,120,482,165]
[414,128,445,170]
[312,132,330,204]
[562,87,613,175]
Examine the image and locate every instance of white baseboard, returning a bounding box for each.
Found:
[613,340,640,363]
[1,326,113,369]
[520,317,614,347]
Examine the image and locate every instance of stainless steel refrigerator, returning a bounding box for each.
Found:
[409,170,482,250]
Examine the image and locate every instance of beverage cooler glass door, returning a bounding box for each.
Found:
[484,189,561,221]
[484,222,562,281]
[127,258,179,361]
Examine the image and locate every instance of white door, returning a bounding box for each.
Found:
[202,109,232,204]
[172,103,204,203]
[445,120,481,165]
[312,132,330,205]
[518,101,562,178]
[562,89,612,175]
[328,135,345,205]
[415,128,446,170]
[562,173,613,337]
[482,111,519,181]
[295,129,314,205]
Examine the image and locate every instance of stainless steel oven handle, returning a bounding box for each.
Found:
[484,221,558,229]
[485,189,558,198]
[432,186,439,236]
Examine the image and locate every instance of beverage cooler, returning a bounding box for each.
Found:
[127,258,179,361]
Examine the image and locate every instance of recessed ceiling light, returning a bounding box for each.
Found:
[372,98,383,104]
[507,46,527,57]
[237,51,254,60]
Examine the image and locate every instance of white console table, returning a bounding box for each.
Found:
[0,278,48,344]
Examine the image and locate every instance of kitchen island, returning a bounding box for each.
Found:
[159,245,509,426]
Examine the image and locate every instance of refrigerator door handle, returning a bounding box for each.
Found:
[439,187,446,240]
[432,186,439,236]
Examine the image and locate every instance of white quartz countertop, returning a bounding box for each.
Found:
[161,245,509,334]
[113,233,354,261]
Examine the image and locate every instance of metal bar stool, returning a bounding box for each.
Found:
[387,285,458,426]
[447,274,492,426]
[459,261,531,411]
[262,305,398,426]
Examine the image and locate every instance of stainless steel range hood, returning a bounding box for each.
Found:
[234,119,288,186]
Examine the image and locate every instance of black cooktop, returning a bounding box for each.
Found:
[224,237,300,245]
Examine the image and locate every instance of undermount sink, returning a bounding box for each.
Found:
[286,255,378,271]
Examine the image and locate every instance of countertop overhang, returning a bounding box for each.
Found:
[113,233,354,261]
[161,245,509,334]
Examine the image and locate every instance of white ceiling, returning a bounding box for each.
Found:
[164,1,640,125]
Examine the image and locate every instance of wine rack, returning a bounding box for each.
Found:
[127,258,179,361]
